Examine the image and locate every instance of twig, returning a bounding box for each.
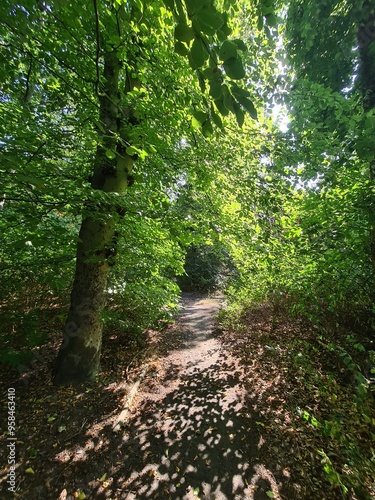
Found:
[63,418,88,442]
[112,367,148,432]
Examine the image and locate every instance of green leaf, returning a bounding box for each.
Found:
[174,23,194,43]
[353,343,365,352]
[162,0,175,9]
[266,13,278,27]
[219,40,237,61]
[220,19,232,37]
[105,149,116,159]
[189,38,207,69]
[197,71,206,92]
[202,119,213,137]
[195,5,224,32]
[216,29,228,42]
[209,80,223,100]
[214,97,229,117]
[364,115,375,131]
[185,0,208,16]
[211,107,223,128]
[236,96,258,120]
[261,2,274,15]
[203,66,222,81]
[133,0,143,13]
[233,39,247,52]
[193,111,208,125]
[126,146,138,156]
[311,416,320,428]
[234,102,244,127]
[231,84,251,98]
[266,492,275,499]
[174,41,189,56]
[223,88,236,113]
[192,17,214,36]
[223,57,245,80]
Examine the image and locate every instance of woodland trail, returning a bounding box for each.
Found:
[0,295,285,500]
[0,298,370,499]
[114,294,281,500]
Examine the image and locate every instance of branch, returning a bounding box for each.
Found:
[2,197,66,207]
[48,12,96,63]
[93,0,101,97]
[23,52,34,104]
[0,20,100,109]
[23,141,46,167]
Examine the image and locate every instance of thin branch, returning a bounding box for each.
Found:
[93,0,101,97]
[23,141,46,167]
[47,12,96,63]
[23,52,34,104]
[32,25,96,85]
[1,19,98,100]
[30,51,100,111]
[2,197,66,206]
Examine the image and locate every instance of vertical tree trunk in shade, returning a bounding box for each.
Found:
[357,6,375,276]
[53,36,135,384]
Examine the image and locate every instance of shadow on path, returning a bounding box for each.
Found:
[104,296,281,499]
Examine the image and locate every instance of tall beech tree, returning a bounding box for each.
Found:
[1,0,272,383]
[53,0,259,384]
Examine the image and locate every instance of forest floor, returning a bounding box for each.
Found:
[0,294,374,499]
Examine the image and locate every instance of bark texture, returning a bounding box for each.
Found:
[54,14,136,384]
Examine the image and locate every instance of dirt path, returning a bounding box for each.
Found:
[0,295,284,500]
[113,295,280,500]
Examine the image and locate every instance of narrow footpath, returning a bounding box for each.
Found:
[113,295,281,500]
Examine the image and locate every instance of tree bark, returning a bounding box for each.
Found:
[53,30,136,383]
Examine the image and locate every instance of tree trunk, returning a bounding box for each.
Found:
[53,35,136,383]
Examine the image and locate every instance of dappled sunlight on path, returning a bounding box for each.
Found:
[101,295,281,499]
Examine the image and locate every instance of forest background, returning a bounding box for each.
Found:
[0,0,374,497]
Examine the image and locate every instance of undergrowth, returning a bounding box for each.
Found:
[218,298,375,499]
